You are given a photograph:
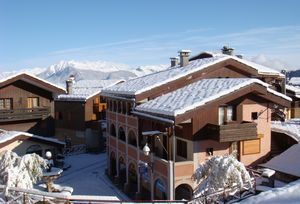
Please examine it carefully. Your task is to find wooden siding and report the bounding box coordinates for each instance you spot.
[55,101,85,131]
[242,139,261,155]
[0,80,56,136]
[204,122,258,142]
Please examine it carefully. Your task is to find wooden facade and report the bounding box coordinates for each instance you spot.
[0,73,65,136]
[55,94,106,148]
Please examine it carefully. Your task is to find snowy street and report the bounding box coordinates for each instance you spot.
[55,153,128,200]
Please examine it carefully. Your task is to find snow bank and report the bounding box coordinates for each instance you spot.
[239,179,300,204]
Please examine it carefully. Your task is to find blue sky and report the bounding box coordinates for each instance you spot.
[1,0,300,71]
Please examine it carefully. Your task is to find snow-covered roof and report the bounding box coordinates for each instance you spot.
[239,179,300,204]
[272,119,300,142]
[288,77,300,86]
[103,54,283,96]
[0,72,65,92]
[135,78,291,117]
[56,79,124,101]
[260,144,300,178]
[0,129,65,145]
[286,85,300,98]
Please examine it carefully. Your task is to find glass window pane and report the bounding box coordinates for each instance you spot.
[227,106,233,121]
[218,106,225,125]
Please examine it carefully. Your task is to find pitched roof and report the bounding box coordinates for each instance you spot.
[261,144,300,177]
[0,129,65,146]
[0,72,65,93]
[135,78,291,117]
[56,79,124,101]
[286,85,300,98]
[103,54,283,96]
[272,119,300,142]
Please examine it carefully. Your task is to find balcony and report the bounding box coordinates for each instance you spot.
[0,107,50,122]
[204,121,257,142]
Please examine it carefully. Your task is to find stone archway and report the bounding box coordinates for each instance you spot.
[154,178,167,200]
[119,126,126,142]
[110,124,116,137]
[128,163,138,198]
[110,151,117,177]
[118,156,126,188]
[175,183,193,200]
[128,130,137,146]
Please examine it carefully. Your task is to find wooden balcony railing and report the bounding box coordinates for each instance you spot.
[205,121,257,142]
[0,107,50,122]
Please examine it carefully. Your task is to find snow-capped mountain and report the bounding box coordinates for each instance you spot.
[0,60,169,86]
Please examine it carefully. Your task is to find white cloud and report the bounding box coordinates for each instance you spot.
[3,25,300,71]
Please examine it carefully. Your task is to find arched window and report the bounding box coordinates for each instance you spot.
[119,127,126,141]
[122,102,127,114]
[128,130,137,146]
[110,124,116,137]
[113,101,117,112]
[118,101,122,113]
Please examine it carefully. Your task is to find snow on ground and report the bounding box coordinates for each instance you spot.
[238,179,300,204]
[55,153,128,200]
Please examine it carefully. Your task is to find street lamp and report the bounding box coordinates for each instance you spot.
[141,131,169,200]
[45,151,53,172]
[142,143,151,156]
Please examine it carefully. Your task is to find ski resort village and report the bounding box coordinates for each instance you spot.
[0,46,300,203]
[1,1,300,203]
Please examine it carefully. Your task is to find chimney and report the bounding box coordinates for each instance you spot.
[66,75,75,94]
[236,54,243,59]
[178,50,191,67]
[221,45,234,56]
[170,57,179,67]
[281,69,287,95]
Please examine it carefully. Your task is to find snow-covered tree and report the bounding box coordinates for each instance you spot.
[0,150,47,190]
[192,153,252,201]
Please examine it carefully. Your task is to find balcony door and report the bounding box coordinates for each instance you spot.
[27,97,39,108]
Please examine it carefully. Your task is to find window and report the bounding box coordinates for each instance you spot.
[251,112,258,120]
[177,139,187,158]
[227,106,234,122]
[0,98,12,110]
[27,97,39,108]
[218,106,225,125]
[219,105,236,124]
[242,139,260,155]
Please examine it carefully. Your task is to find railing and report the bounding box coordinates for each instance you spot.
[206,121,257,142]
[0,185,187,204]
[0,107,50,122]
[188,178,256,204]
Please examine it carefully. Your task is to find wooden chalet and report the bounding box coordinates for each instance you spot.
[0,73,65,136]
[101,48,291,201]
[54,78,124,150]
